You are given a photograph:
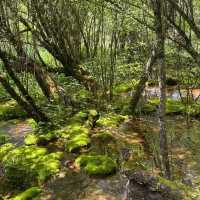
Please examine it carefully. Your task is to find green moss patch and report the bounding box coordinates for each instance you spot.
[26,119,38,129]
[62,124,90,152]
[24,132,58,146]
[96,113,128,128]
[9,187,42,200]
[75,155,117,176]
[0,143,15,161]
[113,80,138,95]
[1,146,63,187]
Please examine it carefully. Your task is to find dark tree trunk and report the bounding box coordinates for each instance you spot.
[0,50,48,122]
[0,75,45,122]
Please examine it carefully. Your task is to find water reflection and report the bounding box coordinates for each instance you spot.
[144,86,200,100]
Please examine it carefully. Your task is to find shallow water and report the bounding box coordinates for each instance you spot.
[145,86,200,100]
[0,119,32,145]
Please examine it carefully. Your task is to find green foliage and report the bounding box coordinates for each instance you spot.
[9,187,42,200]
[0,100,27,121]
[75,155,117,176]
[0,131,11,145]
[1,146,63,187]
[142,98,185,114]
[70,111,88,124]
[92,131,114,143]
[113,79,138,95]
[96,112,128,128]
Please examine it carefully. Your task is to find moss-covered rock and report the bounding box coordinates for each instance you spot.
[75,155,117,176]
[24,134,39,145]
[63,124,90,152]
[1,146,63,187]
[24,132,58,146]
[9,187,42,200]
[96,113,128,128]
[26,119,38,129]
[0,143,15,161]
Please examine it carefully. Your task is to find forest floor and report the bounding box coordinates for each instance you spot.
[1,113,200,199]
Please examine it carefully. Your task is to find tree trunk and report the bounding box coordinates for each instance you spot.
[0,50,48,122]
[153,0,171,179]
[130,47,157,113]
[0,75,45,122]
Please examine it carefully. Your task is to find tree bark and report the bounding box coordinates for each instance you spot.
[0,50,48,122]
[153,0,171,179]
[130,47,158,113]
[0,75,45,122]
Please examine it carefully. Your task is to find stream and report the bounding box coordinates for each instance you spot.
[145,86,200,100]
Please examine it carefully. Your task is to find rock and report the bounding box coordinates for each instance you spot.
[123,171,183,200]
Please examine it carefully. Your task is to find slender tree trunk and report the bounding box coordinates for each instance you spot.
[0,75,44,122]
[130,47,157,113]
[0,50,48,122]
[153,0,171,179]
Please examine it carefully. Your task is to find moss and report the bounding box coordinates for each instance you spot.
[10,187,42,200]
[2,146,63,186]
[24,134,39,145]
[75,155,117,176]
[0,143,15,161]
[96,113,128,128]
[63,124,90,152]
[0,100,27,121]
[24,132,58,146]
[113,80,138,95]
[66,133,90,152]
[26,119,38,129]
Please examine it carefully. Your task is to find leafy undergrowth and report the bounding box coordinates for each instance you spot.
[96,112,128,128]
[142,98,200,116]
[0,100,27,121]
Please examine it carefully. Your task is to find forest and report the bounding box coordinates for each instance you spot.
[0,0,200,199]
